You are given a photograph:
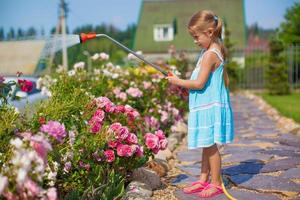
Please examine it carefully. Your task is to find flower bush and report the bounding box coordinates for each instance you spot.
[0,51,188,199]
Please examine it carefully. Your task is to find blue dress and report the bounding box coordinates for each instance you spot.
[188,48,235,149]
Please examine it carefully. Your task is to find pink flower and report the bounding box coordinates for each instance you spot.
[159,139,168,150]
[92,151,102,161]
[144,116,160,129]
[90,122,102,133]
[155,130,166,140]
[126,87,143,98]
[160,111,169,123]
[132,145,144,157]
[124,105,140,119]
[152,147,160,154]
[0,76,5,84]
[93,109,105,122]
[94,97,112,108]
[116,126,129,140]
[144,133,160,150]
[104,149,115,162]
[114,105,126,113]
[116,144,134,157]
[113,87,121,95]
[18,79,33,92]
[0,175,8,194]
[24,179,40,197]
[118,92,127,101]
[126,133,138,144]
[64,161,72,173]
[94,97,115,112]
[30,135,52,163]
[108,140,119,148]
[79,160,90,170]
[104,103,115,113]
[40,121,67,142]
[109,122,122,132]
[47,188,57,200]
[143,81,152,89]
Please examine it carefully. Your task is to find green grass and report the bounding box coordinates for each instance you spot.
[258,92,300,123]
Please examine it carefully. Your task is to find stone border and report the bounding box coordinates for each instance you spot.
[242,90,300,137]
[121,117,188,199]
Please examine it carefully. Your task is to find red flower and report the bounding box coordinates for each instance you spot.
[16,71,23,77]
[39,117,46,125]
[18,79,33,92]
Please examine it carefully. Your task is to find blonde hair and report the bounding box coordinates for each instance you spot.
[188,10,227,60]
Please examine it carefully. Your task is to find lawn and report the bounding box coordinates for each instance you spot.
[258,92,300,123]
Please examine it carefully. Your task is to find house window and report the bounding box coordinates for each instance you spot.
[153,24,174,42]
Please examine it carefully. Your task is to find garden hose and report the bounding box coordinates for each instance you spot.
[221,175,237,200]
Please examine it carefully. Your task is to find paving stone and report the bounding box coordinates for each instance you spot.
[221,146,263,155]
[280,168,300,179]
[171,174,198,186]
[253,128,280,135]
[260,157,300,173]
[269,145,300,151]
[230,174,253,184]
[174,187,280,200]
[279,133,300,147]
[254,149,300,158]
[176,164,201,177]
[177,149,202,163]
[223,152,272,163]
[232,174,300,192]
[222,162,264,176]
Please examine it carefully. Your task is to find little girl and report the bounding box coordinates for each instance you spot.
[166,10,234,198]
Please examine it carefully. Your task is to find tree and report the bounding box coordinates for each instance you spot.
[17,28,24,39]
[279,2,300,44]
[265,37,290,95]
[7,27,15,40]
[0,28,5,41]
[26,27,37,37]
[223,20,239,92]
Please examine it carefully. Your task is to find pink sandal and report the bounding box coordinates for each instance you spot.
[198,183,224,198]
[183,181,209,194]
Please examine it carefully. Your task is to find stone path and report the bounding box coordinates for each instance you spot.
[170,93,300,200]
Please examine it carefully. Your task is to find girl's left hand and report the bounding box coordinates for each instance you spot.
[165,73,180,85]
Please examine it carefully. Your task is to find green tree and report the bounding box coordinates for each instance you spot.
[7,27,15,40]
[265,37,290,95]
[26,26,37,37]
[0,28,5,41]
[17,28,24,39]
[223,21,239,92]
[279,2,300,44]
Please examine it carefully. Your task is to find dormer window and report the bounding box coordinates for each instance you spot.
[153,24,174,42]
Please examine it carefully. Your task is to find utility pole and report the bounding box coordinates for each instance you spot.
[60,0,68,70]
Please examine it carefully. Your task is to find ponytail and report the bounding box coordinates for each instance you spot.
[213,16,227,61]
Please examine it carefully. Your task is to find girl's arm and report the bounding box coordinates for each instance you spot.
[166,52,216,90]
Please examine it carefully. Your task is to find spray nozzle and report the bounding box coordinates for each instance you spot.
[79,32,97,43]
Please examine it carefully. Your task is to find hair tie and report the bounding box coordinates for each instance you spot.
[213,15,218,26]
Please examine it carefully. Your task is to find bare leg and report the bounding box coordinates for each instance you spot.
[183,149,210,192]
[199,144,222,197]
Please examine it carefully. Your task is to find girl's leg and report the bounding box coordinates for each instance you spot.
[183,149,210,192]
[199,144,222,196]
[200,147,210,182]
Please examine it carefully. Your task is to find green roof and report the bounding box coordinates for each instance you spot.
[134,0,246,53]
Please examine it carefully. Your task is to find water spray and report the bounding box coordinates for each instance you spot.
[79,33,170,76]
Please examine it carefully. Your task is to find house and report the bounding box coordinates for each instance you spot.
[133,0,246,62]
[0,40,46,76]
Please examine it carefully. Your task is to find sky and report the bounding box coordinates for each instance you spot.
[0,0,299,35]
